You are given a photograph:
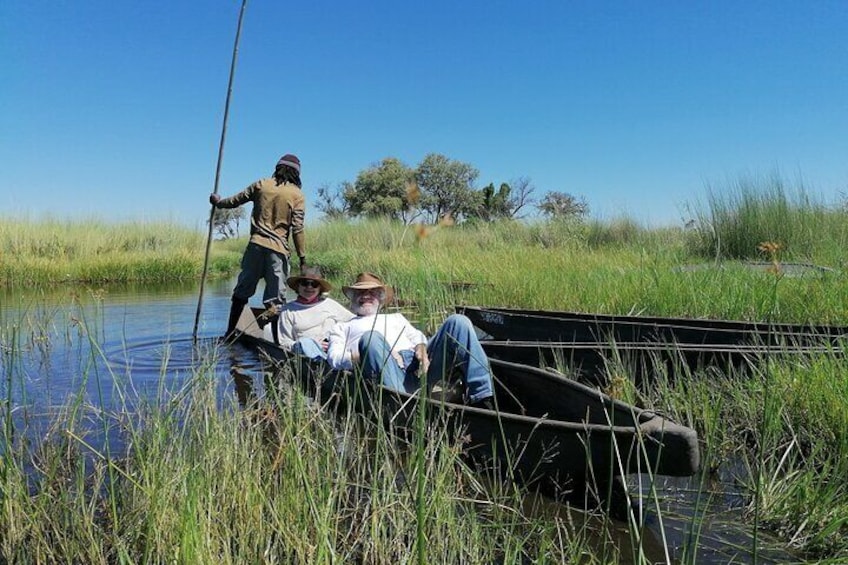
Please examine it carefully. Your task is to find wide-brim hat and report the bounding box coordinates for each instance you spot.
[342,272,394,304]
[287,266,332,293]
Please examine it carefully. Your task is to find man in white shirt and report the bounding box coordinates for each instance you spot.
[326,273,495,407]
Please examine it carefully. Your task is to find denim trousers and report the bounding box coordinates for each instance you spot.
[357,314,494,403]
[232,242,290,305]
[292,337,327,361]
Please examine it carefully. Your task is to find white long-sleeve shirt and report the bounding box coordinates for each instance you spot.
[263,297,354,349]
[326,313,427,371]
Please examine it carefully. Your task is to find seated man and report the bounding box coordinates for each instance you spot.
[270,266,354,360]
[325,272,495,408]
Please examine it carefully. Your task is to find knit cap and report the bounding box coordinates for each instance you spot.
[276,154,301,173]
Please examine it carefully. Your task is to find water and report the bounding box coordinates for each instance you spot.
[0,281,800,563]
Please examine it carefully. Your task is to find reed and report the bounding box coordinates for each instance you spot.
[3,176,848,560]
[2,306,640,563]
[293,218,848,327]
[0,217,207,285]
[685,172,848,265]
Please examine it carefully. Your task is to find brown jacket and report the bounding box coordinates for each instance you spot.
[217,178,305,257]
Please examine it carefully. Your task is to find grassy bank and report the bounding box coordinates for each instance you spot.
[0,217,217,285]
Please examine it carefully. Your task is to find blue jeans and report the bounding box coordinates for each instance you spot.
[292,337,328,361]
[357,314,494,403]
[232,242,290,305]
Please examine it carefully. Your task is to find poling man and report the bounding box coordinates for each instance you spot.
[210,153,306,338]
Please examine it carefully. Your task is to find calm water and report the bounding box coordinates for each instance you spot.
[0,281,799,564]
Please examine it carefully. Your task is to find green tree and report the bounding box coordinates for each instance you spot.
[415,153,480,222]
[210,207,245,239]
[477,177,535,221]
[345,158,417,222]
[537,191,589,219]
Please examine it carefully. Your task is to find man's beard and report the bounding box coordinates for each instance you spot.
[353,302,379,316]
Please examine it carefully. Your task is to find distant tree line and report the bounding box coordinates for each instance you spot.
[316,153,588,224]
[210,153,590,238]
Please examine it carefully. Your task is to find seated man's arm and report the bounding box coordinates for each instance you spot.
[326,323,354,370]
[398,315,429,373]
[414,343,430,374]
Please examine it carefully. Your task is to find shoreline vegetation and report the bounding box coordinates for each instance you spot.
[2,182,848,562]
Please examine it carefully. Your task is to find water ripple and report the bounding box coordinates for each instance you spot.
[103,335,263,374]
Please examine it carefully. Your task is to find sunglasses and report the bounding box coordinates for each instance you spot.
[299,280,320,289]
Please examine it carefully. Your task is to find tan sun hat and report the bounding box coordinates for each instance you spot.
[286,266,332,294]
[342,272,394,303]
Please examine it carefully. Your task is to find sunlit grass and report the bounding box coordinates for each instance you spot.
[685,172,848,267]
[0,217,208,284]
[2,305,638,563]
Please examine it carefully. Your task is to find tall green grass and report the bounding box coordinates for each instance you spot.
[0,217,210,285]
[685,173,848,265]
[1,306,641,563]
[3,177,848,561]
[296,218,848,327]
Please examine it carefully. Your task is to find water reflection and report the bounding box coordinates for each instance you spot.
[0,281,801,564]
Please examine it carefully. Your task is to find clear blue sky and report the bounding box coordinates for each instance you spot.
[3,1,846,228]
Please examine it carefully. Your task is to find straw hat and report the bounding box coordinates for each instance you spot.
[286,266,332,293]
[342,272,394,303]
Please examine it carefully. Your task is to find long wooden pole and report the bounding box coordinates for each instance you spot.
[193,0,249,341]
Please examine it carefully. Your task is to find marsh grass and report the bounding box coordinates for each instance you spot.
[0,217,207,285]
[3,176,848,561]
[631,343,848,562]
[3,307,652,563]
[686,173,848,266]
[296,218,848,326]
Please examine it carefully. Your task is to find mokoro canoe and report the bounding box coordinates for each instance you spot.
[479,339,840,385]
[233,307,700,497]
[458,305,848,346]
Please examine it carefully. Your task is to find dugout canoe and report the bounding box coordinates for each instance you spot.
[458,305,848,346]
[478,339,840,386]
[233,307,700,497]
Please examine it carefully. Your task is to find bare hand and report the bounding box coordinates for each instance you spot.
[391,351,405,368]
[209,193,221,206]
[415,345,430,375]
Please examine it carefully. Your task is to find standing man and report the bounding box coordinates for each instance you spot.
[210,153,306,337]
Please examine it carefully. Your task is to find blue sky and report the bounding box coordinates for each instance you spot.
[2,1,847,228]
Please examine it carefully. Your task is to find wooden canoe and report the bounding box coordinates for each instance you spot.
[234,307,700,498]
[478,339,839,385]
[458,305,848,346]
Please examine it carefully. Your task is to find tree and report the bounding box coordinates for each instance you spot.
[210,207,245,239]
[537,191,589,219]
[345,157,417,222]
[415,153,480,222]
[476,177,536,221]
[315,182,352,220]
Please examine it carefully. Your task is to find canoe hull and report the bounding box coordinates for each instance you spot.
[458,305,848,346]
[234,308,700,496]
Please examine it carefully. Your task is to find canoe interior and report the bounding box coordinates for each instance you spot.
[479,339,840,385]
